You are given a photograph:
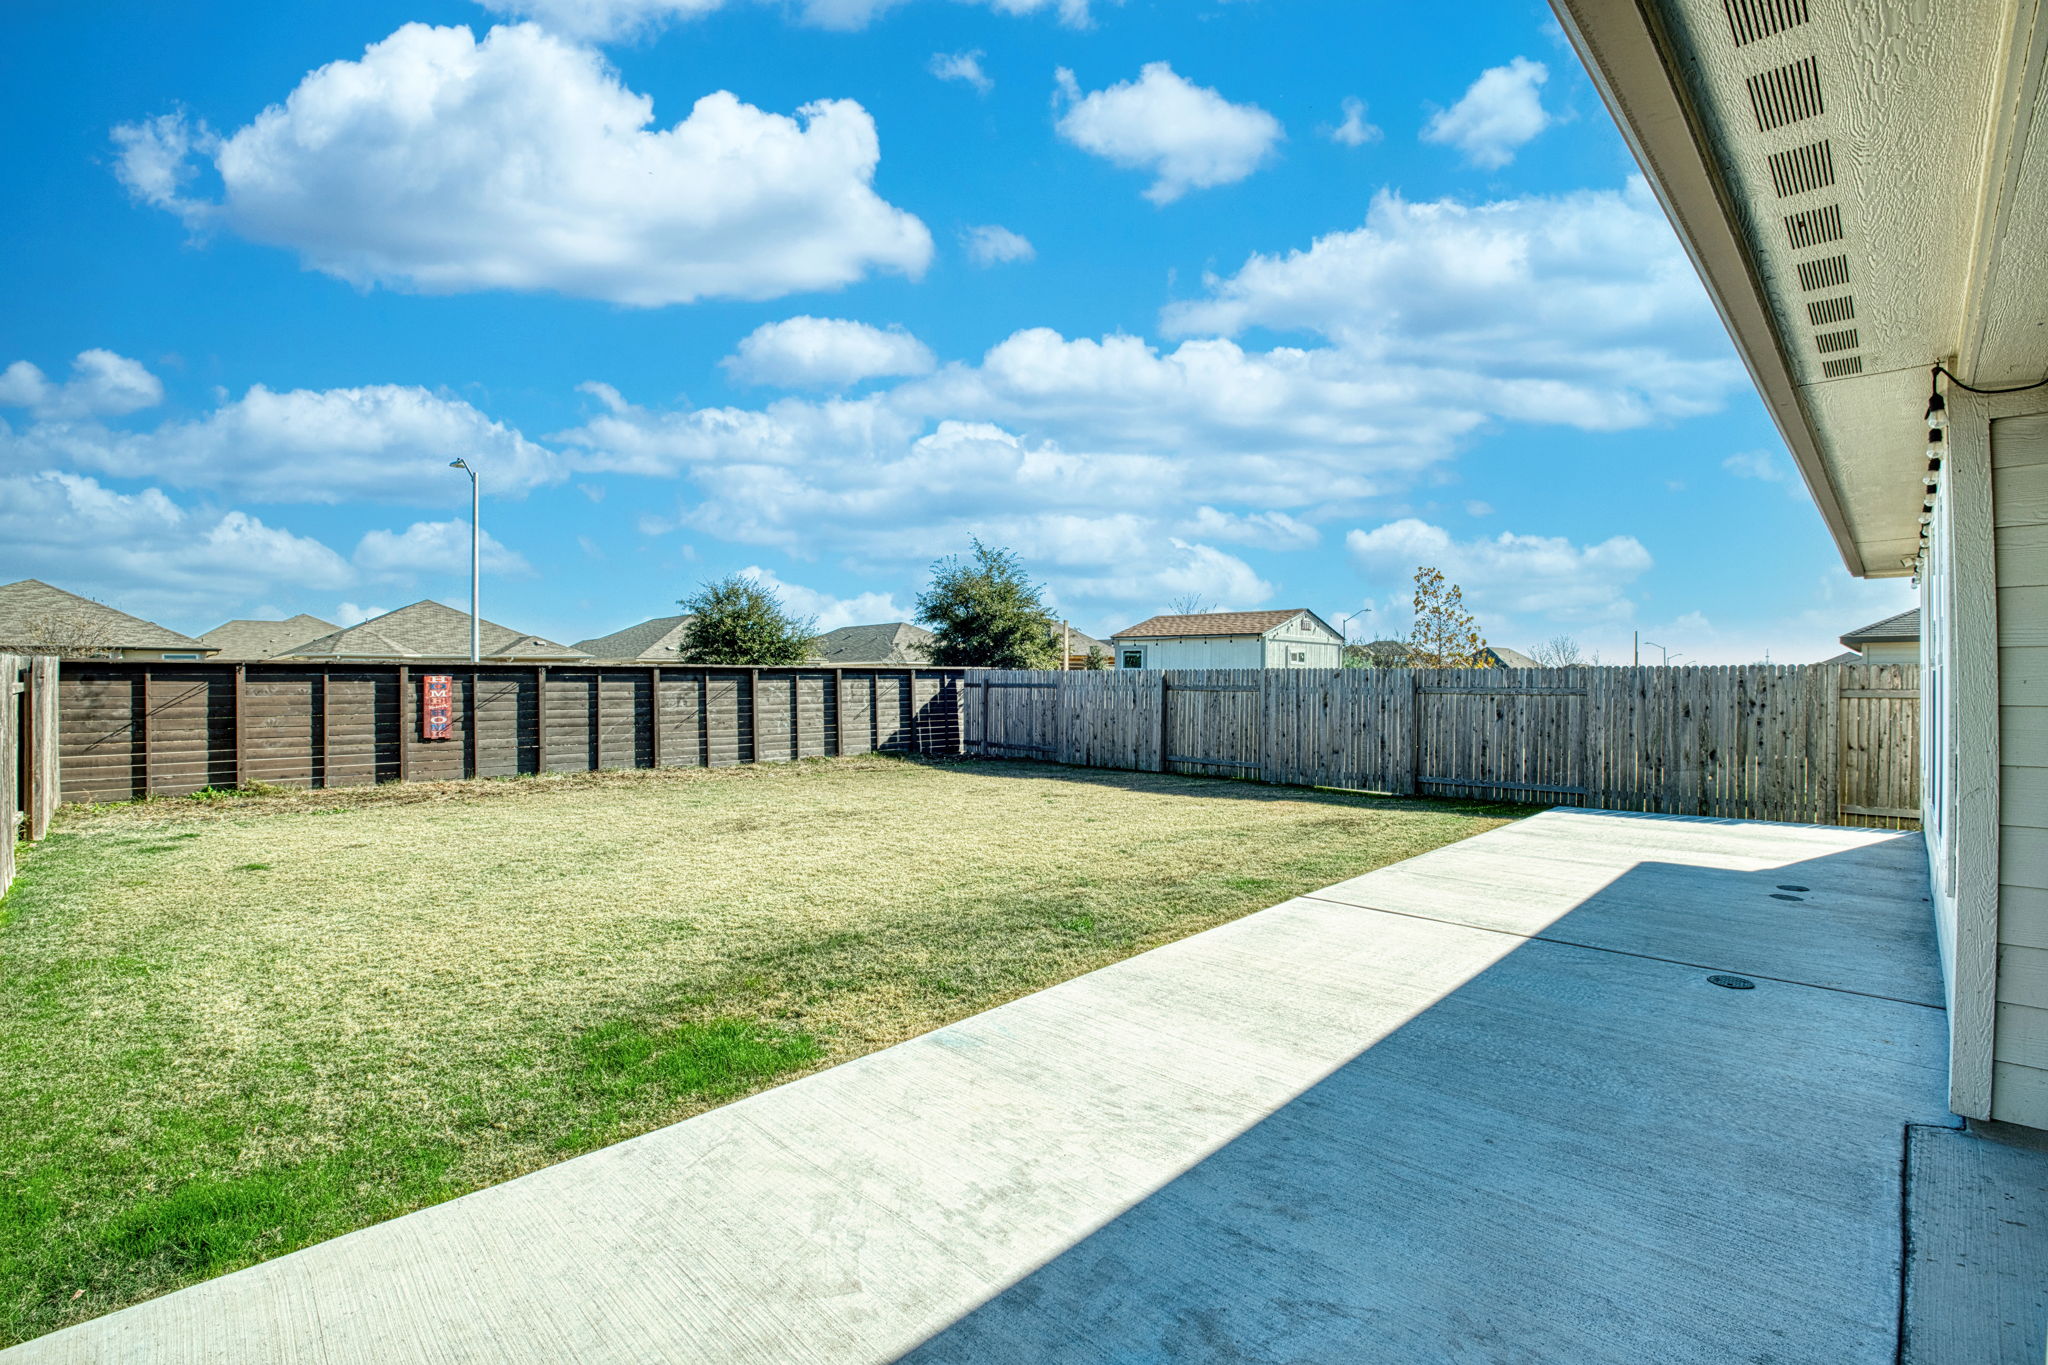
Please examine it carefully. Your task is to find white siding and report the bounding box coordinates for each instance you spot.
[1113,637,1263,669]
[1992,412,2048,1127]
[1861,640,1920,664]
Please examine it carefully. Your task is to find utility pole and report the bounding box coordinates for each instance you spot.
[449,459,480,663]
[1633,630,1639,666]
[1062,619,1071,672]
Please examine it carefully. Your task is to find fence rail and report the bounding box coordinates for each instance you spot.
[54,661,965,805]
[4,654,61,897]
[963,663,1920,829]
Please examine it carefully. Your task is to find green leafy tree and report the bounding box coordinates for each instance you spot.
[675,574,816,665]
[1407,566,1488,668]
[916,540,1061,669]
[1083,644,1111,671]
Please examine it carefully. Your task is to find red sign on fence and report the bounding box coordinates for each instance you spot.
[421,674,453,740]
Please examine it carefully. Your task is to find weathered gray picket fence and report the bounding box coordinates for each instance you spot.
[961,663,1920,829]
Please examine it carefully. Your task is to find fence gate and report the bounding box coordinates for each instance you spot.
[1835,663,1919,828]
[1414,670,1591,805]
[1161,670,1262,779]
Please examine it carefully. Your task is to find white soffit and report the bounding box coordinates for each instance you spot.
[1555,0,2048,577]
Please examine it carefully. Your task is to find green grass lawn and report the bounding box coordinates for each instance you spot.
[0,755,1523,1344]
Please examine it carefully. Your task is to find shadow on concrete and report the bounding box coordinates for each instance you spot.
[896,838,1953,1365]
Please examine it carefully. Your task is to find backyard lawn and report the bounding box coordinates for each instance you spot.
[0,755,1522,1345]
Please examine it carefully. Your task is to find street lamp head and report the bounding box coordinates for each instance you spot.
[448,458,469,470]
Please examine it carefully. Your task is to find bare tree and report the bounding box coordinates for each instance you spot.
[1532,634,1588,668]
[4,610,121,658]
[1166,593,1213,616]
[1406,567,1487,668]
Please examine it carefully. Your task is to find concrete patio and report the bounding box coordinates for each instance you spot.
[10,807,2036,1363]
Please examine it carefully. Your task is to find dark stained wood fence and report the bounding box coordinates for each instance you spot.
[55,661,965,804]
[964,662,1921,829]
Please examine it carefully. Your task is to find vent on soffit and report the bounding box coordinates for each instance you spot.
[1815,328,1860,353]
[1807,295,1855,326]
[1723,0,1810,45]
[1747,56,1825,131]
[1797,254,1851,291]
[1767,140,1835,196]
[1821,356,1864,378]
[1784,203,1845,250]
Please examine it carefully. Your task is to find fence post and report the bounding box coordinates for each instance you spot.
[831,668,844,758]
[1157,673,1171,774]
[396,664,410,784]
[318,667,331,789]
[2,655,21,897]
[26,656,60,839]
[233,663,248,789]
[1403,671,1420,796]
[750,668,763,764]
[535,666,549,775]
[648,667,663,770]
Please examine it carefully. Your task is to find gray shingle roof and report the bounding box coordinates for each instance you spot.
[285,601,589,661]
[0,579,208,652]
[1839,608,1920,647]
[573,615,695,660]
[198,614,339,660]
[810,622,934,665]
[1479,645,1540,668]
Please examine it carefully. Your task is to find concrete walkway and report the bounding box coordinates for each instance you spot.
[9,809,1955,1363]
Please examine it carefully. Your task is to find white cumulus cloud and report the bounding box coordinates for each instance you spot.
[962,224,1035,266]
[0,350,164,420]
[1054,62,1282,205]
[929,50,992,93]
[0,471,353,622]
[354,520,532,577]
[6,382,562,504]
[737,566,909,631]
[112,23,931,306]
[1162,181,1740,428]
[722,317,936,388]
[1422,57,1552,169]
[1327,97,1382,147]
[1346,518,1652,634]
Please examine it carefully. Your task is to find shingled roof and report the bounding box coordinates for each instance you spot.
[1839,608,1920,647]
[198,614,338,661]
[573,615,695,660]
[285,601,588,662]
[0,579,209,653]
[811,622,933,665]
[1113,610,1309,639]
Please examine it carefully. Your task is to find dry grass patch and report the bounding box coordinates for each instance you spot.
[1,755,1523,1344]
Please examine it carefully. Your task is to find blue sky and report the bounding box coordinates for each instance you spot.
[0,0,1911,660]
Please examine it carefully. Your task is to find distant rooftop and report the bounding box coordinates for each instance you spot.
[0,579,209,653]
[574,615,694,661]
[287,601,587,662]
[1114,610,1312,639]
[1840,608,1920,647]
[199,614,337,661]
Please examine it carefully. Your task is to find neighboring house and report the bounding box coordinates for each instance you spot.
[810,622,934,666]
[1050,625,1113,669]
[0,578,215,659]
[1553,0,2048,1131]
[573,615,695,661]
[282,601,588,662]
[1111,610,1343,670]
[1837,608,1920,665]
[1476,645,1540,669]
[1351,639,1416,668]
[198,614,338,661]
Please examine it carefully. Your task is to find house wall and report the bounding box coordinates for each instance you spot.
[1990,411,2048,1127]
[1113,638,1264,669]
[1861,640,1920,665]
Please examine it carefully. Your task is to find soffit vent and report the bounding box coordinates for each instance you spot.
[1767,140,1835,196]
[1723,0,1810,45]
[1821,356,1864,378]
[1747,56,1825,131]
[1797,254,1851,290]
[1784,203,1845,249]
[1806,295,1855,325]
[1815,328,1860,353]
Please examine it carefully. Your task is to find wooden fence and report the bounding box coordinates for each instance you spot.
[4,654,62,897]
[963,663,1921,828]
[54,661,965,804]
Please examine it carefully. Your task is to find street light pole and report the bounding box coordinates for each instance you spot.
[449,459,479,663]
[1341,607,1372,644]
[1642,639,1673,666]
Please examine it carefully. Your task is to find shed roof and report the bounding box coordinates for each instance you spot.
[573,615,695,660]
[199,614,339,660]
[1113,610,1312,640]
[810,622,933,665]
[0,579,209,652]
[286,601,588,661]
[1839,609,1921,648]
[1479,645,1541,669]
